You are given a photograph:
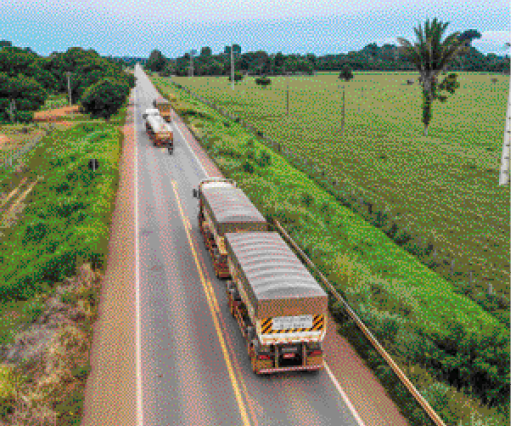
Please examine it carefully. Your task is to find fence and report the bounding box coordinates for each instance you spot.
[168,80,508,318]
[0,125,53,171]
[271,217,448,426]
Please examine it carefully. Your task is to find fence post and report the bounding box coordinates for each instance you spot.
[488,282,494,296]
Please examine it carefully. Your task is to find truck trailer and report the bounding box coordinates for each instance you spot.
[142,108,174,152]
[224,231,328,374]
[153,96,172,122]
[192,178,268,278]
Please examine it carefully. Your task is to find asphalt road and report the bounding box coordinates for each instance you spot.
[134,64,376,426]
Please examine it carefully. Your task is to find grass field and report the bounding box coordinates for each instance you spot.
[156,72,510,311]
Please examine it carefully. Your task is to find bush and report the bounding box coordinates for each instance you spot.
[242,161,255,173]
[228,71,243,83]
[255,76,271,87]
[257,151,272,167]
[339,65,354,82]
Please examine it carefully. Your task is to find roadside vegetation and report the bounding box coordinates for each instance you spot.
[0,41,135,124]
[153,77,509,426]
[0,94,128,424]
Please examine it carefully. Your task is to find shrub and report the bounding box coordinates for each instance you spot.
[301,192,314,207]
[255,76,272,87]
[256,151,272,168]
[0,365,18,418]
[242,161,255,173]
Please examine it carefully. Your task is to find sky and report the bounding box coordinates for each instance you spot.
[1,0,509,58]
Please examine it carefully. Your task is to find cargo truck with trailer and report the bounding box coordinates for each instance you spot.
[192,178,269,278]
[142,108,174,153]
[224,232,328,374]
[153,96,172,122]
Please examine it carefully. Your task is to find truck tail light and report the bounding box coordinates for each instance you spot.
[308,350,323,357]
[258,354,272,360]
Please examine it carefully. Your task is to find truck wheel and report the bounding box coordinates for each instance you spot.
[251,355,259,374]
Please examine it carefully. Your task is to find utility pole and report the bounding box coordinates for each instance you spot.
[341,85,346,135]
[231,44,234,90]
[65,72,72,106]
[286,73,290,116]
[499,74,510,185]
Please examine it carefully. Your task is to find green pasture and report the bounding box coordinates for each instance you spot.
[156,72,510,308]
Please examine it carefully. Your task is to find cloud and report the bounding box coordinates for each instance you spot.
[472,31,511,50]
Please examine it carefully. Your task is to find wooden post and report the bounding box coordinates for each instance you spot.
[341,86,346,135]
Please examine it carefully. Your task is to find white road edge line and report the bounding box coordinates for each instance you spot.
[325,362,367,426]
[134,77,144,426]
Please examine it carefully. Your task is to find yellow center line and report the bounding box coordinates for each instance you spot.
[171,180,251,426]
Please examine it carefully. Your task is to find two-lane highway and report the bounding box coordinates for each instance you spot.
[133,64,368,425]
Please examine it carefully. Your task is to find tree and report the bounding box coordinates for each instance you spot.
[339,65,354,81]
[397,18,466,136]
[224,44,241,57]
[80,78,129,121]
[305,53,317,69]
[146,49,168,72]
[200,47,212,57]
[208,60,223,76]
[0,73,46,122]
[160,62,175,77]
[273,52,286,73]
[297,58,314,75]
[456,29,482,70]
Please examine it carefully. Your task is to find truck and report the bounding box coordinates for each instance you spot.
[192,178,269,278]
[224,231,328,374]
[142,108,174,153]
[153,96,172,122]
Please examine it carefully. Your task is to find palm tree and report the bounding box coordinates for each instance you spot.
[397,18,468,136]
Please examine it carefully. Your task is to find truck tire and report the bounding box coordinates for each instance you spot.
[251,355,259,374]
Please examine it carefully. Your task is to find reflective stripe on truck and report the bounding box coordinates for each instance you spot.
[261,314,325,334]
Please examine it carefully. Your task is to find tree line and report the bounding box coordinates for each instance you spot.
[141,30,509,77]
[0,41,136,123]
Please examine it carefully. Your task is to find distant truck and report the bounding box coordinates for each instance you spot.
[153,96,172,122]
[142,108,173,153]
[193,178,268,278]
[225,231,328,374]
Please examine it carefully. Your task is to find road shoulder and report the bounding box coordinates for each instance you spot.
[81,92,138,426]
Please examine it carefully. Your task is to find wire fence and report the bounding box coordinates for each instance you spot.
[168,80,509,324]
[0,125,54,171]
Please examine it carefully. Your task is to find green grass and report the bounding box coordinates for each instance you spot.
[152,82,510,425]
[156,72,509,324]
[0,103,126,344]
[40,94,69,111]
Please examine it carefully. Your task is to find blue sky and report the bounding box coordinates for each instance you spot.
[2,0,509,58]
